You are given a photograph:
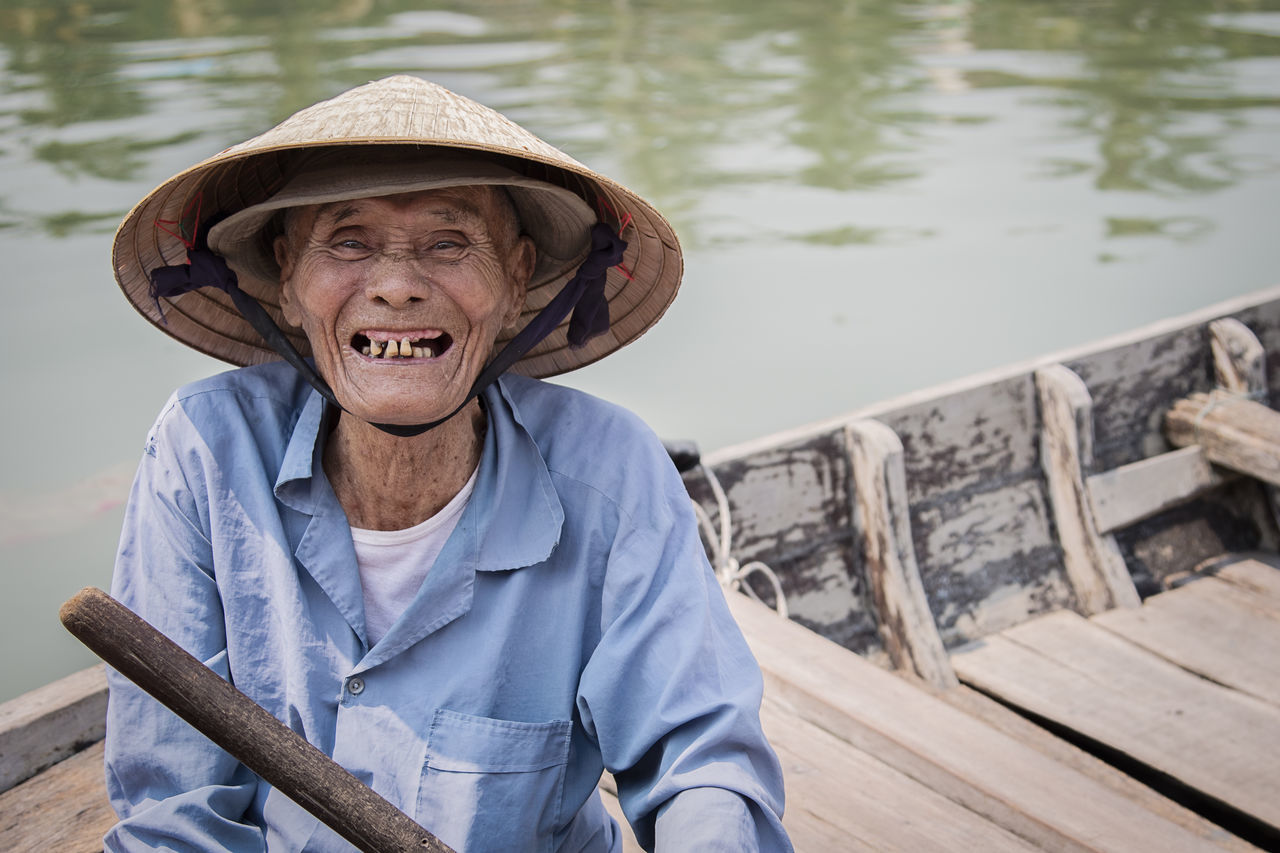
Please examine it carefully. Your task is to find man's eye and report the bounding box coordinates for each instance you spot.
[338,239,368,250]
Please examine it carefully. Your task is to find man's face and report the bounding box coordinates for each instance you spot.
[275,186,535,426]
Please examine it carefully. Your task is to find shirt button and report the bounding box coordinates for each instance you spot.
[347,677,365,695]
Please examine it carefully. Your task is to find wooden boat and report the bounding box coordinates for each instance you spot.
[5,286,1280,850]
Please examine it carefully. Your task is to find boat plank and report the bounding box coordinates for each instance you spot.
[882,373,1038,505]
[910,678,1257,852]
[1093,574,1280,706]
[1087,446,1233,535]
[1066,323,1208,471]
[952,610,1280,833]
[759,696,1035,852]
[0,740,113,852]
[911,480,1074,648]
[694,432,881,655]
[0,664,106,794]
[1217,559,1280,608]
[728,593,1224,852]
[1167,393,1280,487]
[589,695,1036,851]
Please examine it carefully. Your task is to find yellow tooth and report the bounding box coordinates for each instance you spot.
[370,340,383,357]
[362,346,371,356]
[400,337,412,356]
[385,339,400,357]
[412,346,425,358]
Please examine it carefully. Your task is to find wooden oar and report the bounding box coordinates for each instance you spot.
[60,587,454,853]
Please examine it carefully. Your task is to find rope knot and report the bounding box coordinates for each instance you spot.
[566,223,627,348]
[149,247,240,304]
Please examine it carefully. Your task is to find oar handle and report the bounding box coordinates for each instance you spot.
[60,587,455,853]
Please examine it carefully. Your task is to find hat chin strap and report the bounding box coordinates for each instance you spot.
[150,223,627,438]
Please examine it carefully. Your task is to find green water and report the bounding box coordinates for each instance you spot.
[3,0,1280,702]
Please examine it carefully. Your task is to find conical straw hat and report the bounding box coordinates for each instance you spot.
[111,75,683,378]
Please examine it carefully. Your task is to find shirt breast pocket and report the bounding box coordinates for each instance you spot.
[419,708,573,853]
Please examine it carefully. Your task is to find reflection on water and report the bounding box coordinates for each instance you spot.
[8,1,1279,242]
[3,0,1280,700]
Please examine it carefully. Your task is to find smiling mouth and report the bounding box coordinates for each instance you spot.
[353,333,452,359]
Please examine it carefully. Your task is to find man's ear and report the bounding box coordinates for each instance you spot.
[504,236,535,327]
[274,233,294,279]
[274,234,301,327]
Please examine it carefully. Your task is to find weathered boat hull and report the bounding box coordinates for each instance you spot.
[686,286,1280,659]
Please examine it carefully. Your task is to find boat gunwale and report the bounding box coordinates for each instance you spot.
[0,663,106,795]
[703,283,1280,466]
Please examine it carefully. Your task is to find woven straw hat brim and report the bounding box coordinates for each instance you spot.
[207,154,600,299]
[111,75,683,378]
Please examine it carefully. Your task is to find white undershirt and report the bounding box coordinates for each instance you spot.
[349,466,478,647]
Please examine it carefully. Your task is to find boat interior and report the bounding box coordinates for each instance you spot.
[4,288,1280,850]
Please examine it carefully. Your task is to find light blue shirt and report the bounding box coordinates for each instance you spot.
[104,363,790,852]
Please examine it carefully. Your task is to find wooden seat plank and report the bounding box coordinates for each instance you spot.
[600,695,1035,851]
[952,609,1280,832]
[728,593,1229,852]
[1086,446,1232,534]
[914,678,1257,851]
[1166,393,1280,487]
[759,696,1035,852]
[1093,575,1280,706]
[0,740,113,853]
[1217,559,1280,609]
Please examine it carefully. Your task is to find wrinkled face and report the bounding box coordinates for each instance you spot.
[275,186,535,426]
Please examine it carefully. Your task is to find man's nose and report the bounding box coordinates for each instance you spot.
[364,252,430,306]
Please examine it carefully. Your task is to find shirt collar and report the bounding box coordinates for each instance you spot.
[271,377,564,573]
[469,377,564,573]
[273,387,330,514]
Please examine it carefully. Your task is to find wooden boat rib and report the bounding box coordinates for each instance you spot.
[6,286,1280,850]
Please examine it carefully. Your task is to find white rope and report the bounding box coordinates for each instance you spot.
[693,464,789,618]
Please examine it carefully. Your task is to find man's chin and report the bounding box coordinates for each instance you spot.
[324,363,485,428]
[335,391,474,430]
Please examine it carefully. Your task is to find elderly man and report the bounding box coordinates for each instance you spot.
[104,76,789,852]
